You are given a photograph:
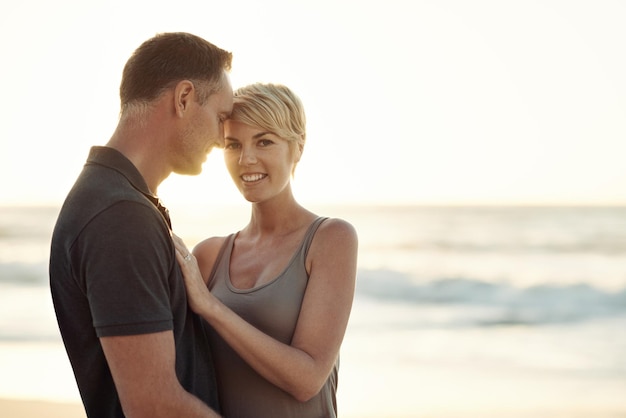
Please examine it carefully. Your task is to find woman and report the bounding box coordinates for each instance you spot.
[172,83,358,418]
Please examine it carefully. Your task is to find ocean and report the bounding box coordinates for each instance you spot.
[1,204,625,417]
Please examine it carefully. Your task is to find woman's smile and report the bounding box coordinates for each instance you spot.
[241,173,267,183]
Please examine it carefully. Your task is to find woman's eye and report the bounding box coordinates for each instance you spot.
[259,139,273,147]
[224,142,240,150]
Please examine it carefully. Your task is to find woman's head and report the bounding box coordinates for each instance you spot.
[229,83,306,161]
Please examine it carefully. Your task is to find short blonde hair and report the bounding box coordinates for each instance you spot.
[230,83,306,150]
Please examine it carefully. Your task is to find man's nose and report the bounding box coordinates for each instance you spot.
[217,125,226,148]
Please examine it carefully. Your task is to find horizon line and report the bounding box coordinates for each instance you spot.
[2,200,626,209]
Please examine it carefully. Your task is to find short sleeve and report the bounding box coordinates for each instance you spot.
[76,200,175,337]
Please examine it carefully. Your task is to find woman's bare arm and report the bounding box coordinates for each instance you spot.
[172,219,357,401]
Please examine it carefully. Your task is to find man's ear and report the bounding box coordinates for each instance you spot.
[174,80,195,117]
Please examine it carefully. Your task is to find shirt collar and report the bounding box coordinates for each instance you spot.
[85,146,172,229]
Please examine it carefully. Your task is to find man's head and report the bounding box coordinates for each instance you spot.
[120,32,232,114]
[115,33,234,178]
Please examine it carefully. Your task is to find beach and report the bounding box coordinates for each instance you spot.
[1,401,625,418]
[0,398,84,418]
[1,204,626,417]
[1,305,626,418]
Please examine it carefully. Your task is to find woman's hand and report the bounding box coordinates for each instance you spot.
[171,233,213,314]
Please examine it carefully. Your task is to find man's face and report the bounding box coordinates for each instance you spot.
[176,74,233,175]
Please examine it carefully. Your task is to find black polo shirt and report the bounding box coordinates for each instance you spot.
[49,146,218,417]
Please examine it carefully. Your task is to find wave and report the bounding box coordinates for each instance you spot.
[367,240,626,255]
[3,262,626,338]
[356,269,626,326]
[0,262,48,285]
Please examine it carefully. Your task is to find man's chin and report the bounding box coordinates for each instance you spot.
[174,164,203,177]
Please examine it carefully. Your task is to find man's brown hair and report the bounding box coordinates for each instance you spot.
[120,32,232,109]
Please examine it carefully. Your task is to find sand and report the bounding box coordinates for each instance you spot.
[0,398,85,418]
[3,397,626,418]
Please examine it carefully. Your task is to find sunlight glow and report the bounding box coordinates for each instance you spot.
[1,0,625,206]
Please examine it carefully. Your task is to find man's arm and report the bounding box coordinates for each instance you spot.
[101,331,220,418]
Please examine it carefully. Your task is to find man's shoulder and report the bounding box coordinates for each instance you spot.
[54,167,156,241]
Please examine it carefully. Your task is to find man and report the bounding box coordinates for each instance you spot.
[49,32,233,417]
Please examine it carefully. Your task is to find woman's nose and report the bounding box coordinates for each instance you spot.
[240,147,257,165]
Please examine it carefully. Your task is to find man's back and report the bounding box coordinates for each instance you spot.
[50,147,218,417]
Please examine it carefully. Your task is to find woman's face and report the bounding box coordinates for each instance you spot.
[223,119,298,203]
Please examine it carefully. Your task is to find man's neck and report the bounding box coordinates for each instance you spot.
[106,126,170,195]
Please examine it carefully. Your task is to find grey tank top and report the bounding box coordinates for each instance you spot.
[206,217,338,418]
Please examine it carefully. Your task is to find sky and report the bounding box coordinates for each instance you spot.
[1,0,625,207]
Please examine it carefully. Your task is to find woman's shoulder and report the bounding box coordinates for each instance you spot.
[306,217,358,278]
[314,217,358,246]
[318,217,357,236]
[194,235,231,255]
[192,235,233,279]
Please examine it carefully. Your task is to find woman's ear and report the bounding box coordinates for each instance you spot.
[294,137,304,162]
[291,139,304,177]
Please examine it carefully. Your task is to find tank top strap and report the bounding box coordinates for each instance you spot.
[207,233,237,288]
[300,217,329,260]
